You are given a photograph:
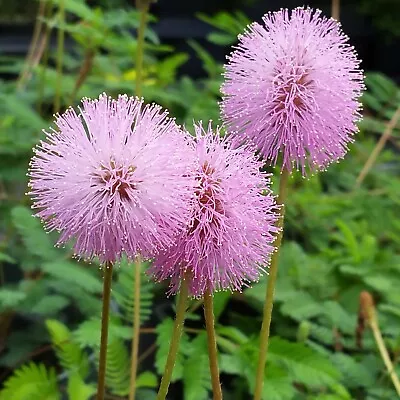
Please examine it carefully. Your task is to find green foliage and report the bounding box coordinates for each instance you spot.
[67,373,96,400]
[360,73,400,142]
[268,337,341,388]
[220,332,344,399]
[136,371,158,389]
[0,288,27,310]
[155,318,190,382]
[197,11,250,45]
[102,338,131,395]
[41,261,103,294]
[31,294,70,315]
[183,333,211,400]
[112,259,155,325]
[0,363,60,400]
[188,40,223,78]
[11,206,59,261]
[46,319,89,377]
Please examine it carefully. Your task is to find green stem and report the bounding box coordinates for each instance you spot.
[17,0,46,89]
[97,262,114,400]
[69,48,95,104]
[135,1,149,98]
[54,0,65,113]
[370,319,400,395]
[156,278,189,400]
[355,106,400,189]
[253,168,290,400]
[37,0,53,114]
[331,0,340,20]
[204,289,223,400]
[128,257,142,400]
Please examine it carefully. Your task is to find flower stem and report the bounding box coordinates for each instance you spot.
[370,319,400,396]
[128,256,142,400]
[17,0,46,90]
[156,278,189,400]
[69,48,96,104]
[204,288,223,400]
[360,292,400,396]
[331,0,340,20]
[97,261,114,400]
[253,168,289,400]
[355,106,400,189]
[54,0,65,113]
[38,0,53,114]
[135,0,149,98]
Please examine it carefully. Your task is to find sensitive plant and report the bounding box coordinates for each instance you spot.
[28,92,197,399]
[221,7,365,399]
[150,122,278,297]
[28,94,196,263]
[150,122,278,399]
[222,7,364,175]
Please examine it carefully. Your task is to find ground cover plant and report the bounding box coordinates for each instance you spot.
[0,1,400,399]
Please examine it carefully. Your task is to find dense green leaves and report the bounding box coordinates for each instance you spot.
[0,363,60,400]
[155,318,190,382]
[67,373,96,400]
[11,206,59,261]
[102,338,131,395]
[46,320,89,377]
[268,337,341,388]
[183,333,211,400]
[112,259,155,325]
[41,261,102,294]
[0,288,27,310]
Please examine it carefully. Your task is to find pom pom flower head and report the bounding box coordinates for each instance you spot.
[221,7,365,174]
[149,123,278,297]
[28,94,195,263]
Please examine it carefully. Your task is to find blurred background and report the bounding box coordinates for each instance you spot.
[0,0,400,399]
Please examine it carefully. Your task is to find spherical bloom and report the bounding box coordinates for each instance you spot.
[221,7,364,174]
[148,123,278,297]
[28,94,196,263]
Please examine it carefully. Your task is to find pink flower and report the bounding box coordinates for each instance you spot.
[28,94,195,263]
[221,7,364,174]
[148,123,278,297]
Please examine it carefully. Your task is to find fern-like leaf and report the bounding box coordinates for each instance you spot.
[136,371,158,389]
[41,261,103,294]
[262,365,296,400]
[0,287,26,311]
[45,278,101,316]
[73,317,131,395]
[0,252,16,264]
[268,337,341,388]
[280,291,324,321]
[67,373,96,400]
[330,353,375,389]
[183,333,211,400]
[0,362,60,400]
[46,320,89,378]
[74,316,132,348]
[321,301,356,335]
[232,339,295,400]
[112,259,154,325]
[155,318,190,382]
[102,338,130,395]
[31,295,69,315]
[11,206,59,261]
